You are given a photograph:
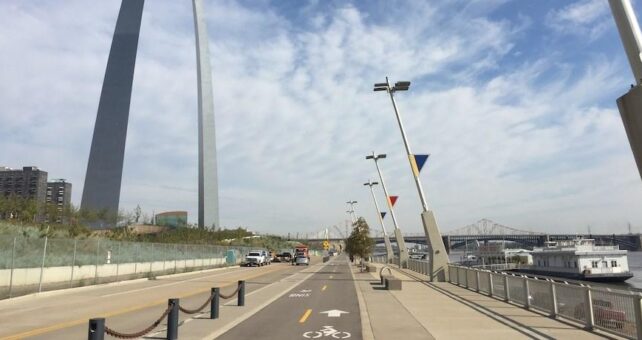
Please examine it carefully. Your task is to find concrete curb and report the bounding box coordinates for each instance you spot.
[350,261,376,340]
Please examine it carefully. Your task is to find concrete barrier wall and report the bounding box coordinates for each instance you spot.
[1,257,227,287]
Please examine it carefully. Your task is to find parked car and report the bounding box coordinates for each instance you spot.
[245,251,266,267]
[262,250,272,265]
[281,252,292,262]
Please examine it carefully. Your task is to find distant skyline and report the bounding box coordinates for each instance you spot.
[1,0,642,235]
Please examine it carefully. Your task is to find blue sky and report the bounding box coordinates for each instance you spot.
[1,0,642,235]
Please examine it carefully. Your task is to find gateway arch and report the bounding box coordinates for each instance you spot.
[81,0,219,229]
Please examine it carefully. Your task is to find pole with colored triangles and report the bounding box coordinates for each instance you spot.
[364,179,394,261]
[365,152,409,267]
[374,78,450,281]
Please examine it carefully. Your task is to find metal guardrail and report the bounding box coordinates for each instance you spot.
[88,280,246,340]
[439,265,642,339]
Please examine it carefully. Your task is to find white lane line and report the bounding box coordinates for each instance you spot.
[100,267,247,297]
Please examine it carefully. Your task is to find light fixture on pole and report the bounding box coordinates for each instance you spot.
[374,78,449,281]
[366,151,409,267]
[364,179,394,262]
[346,200,358,222]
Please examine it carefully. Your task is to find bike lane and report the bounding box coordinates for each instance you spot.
[215,255,361,340]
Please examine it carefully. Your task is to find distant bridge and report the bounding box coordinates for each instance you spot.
[305,219,642,252]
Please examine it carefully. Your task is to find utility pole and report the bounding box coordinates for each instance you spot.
[364,180,394,261]
[374,79,449,280]
[366,152,409,267]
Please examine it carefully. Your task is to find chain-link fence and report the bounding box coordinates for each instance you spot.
[0,235,252,300]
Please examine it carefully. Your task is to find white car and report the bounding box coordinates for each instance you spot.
[262,250,272,265]
[245,251,266,267]
[294,255,310,266]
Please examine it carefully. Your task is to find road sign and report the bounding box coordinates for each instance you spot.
[320,309,349,317]
[323,240,329,249]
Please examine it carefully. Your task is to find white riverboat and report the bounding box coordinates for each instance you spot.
[515,239,633,282]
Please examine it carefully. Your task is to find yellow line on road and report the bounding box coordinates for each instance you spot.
[321,285,327,291]
[1,265,287,340]
[299,309,312,323]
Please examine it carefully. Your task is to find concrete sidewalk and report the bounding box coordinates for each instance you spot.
[355,263,621,340]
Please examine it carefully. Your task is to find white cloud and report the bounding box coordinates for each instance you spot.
[546,0,611,40]
[0,0,640,236]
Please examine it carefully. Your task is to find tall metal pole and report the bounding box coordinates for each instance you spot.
[346,201,358,222]
[368,152,409,267]
[377,78,449,280]
[8,237,16,298]
[610,0,642,181]
[610,0,642,85]
[385,77,429,212]
[346,210,356,223]
[364,180,395,261]
[38,236,48,293]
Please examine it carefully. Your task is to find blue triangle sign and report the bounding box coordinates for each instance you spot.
[414,154,429,173]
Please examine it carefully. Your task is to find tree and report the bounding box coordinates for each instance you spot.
[345,217,375,262]
[134,204,142,223]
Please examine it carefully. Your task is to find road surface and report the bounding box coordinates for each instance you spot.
[217,254,361,340]
[0,261,306,339]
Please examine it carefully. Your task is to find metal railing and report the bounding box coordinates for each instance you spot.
[408,259,430,276]
[442,265,642,339]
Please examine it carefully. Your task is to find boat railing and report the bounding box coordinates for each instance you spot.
[472,263,519,271]
[440,264,642,340]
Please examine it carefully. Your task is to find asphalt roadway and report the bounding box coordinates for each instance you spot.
[0,260,309,339]
[217,254,361,340]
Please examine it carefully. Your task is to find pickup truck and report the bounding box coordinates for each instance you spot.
[245,250,266,267]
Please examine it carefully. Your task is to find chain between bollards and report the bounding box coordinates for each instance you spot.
[238,280,245,306]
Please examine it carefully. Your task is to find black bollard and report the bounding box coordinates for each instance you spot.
[88,318,105,340]
[167,298,179,340]
[237,280,245,306]
[211,287,220,319]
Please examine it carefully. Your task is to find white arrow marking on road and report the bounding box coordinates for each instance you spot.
[320,309,349,317]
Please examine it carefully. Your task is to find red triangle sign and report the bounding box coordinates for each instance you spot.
[388,196,398,207]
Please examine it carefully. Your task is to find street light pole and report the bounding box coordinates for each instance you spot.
[374,78,449,281]
[346,201,358,223]
[609,0,642,181]
[366,152,409,267]
[364,180,395,261]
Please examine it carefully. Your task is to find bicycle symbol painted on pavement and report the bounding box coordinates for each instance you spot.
[303,325,351,339]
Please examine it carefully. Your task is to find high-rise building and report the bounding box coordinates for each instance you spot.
[0,166,48,203]
[46,179,72,223]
